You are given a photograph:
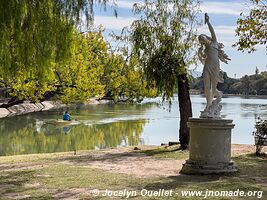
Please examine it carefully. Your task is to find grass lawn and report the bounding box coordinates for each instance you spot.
[0,146,266,199]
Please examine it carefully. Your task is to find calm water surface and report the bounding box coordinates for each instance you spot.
[1,95,267,156]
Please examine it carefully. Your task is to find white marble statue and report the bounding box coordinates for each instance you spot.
[198,13,231,118]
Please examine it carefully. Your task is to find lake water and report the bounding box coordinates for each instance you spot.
[1,95,267,156]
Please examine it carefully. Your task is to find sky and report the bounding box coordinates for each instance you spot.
[92,0,266,78]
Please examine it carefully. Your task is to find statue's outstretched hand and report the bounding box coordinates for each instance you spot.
[204,13,209,24]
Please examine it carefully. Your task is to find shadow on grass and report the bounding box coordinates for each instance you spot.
[232,153,267,184]
[141,174,222,191]
[54,146,188,164]
[53,151,149,163]
[141,153,266,191]
[0,170,55,200]
[0,170,33,198]
[139,146,183,156]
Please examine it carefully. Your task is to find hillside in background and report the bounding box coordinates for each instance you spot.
[190,71,267,95]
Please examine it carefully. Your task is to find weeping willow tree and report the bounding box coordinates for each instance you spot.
[120,0,199,149]
[0,0,116,106]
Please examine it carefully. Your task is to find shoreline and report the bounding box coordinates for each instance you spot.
[0,98,113,119]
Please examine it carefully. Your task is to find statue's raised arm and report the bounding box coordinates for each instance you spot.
[205,13,217,42]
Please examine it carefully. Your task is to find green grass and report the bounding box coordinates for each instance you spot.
[0,148,266,200]
[40,164,148,190]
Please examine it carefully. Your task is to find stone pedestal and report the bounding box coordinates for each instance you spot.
[180,118,237,174]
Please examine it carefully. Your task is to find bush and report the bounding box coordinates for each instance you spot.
[253,118,267,155]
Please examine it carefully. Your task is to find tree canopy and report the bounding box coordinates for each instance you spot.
[234,0,267,53]
[0,0,115,79]
[56,31,107,104]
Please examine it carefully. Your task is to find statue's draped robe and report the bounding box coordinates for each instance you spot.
[204,41,224,83]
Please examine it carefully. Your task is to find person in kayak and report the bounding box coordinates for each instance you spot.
[63,111,71,121]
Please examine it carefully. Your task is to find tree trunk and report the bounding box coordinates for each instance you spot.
[177,74,192,150]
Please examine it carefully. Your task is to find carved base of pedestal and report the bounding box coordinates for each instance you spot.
[180,160,238,174]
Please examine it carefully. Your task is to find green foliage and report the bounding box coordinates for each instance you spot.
[234,75,252,95]
[253,117,267,155]
[120,0,199,101]
[234,0,267,53]
[0,0,77,101]
[0,69,56,102]
[254,118,267,137]
[0,30,108,103]
[0,0,83,77]
[55,29,156,104]
[123,55,158,102]
[103,53,157,102]
[56,31,107,104]
[233,72,267,95]
[0,0,115,73]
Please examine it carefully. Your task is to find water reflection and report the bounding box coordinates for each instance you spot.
[0,103,154,156]
[0,117,147,156]
[63,126,71,134]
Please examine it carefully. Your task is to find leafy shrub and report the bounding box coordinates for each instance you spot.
[253,118,267,155]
